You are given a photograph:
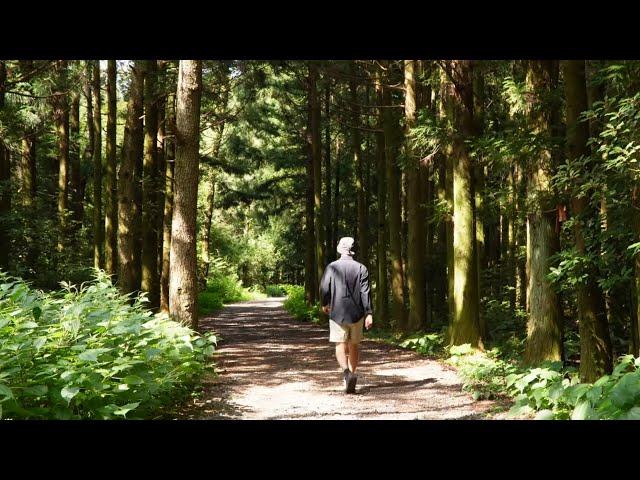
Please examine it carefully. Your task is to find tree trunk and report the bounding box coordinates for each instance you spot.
[439,66,455,327]
[83,62,95,223]
[472,64,488,339]
[20,133,36,207]
[0,62,9,270]
[304,79,316,306]
[160,92,176,314]
[523,61,563,364]
[200,171,215,289]
[91,61,103,269]
[156,64,167,285]
[563,60,613,380]
[169,60,203,328]
[118,61,144,295]
[141,60,160,308]
[310,62,326,308]
[447,60,482,348]
[324,81,333,262]
[333,134,340,253]
[105,60,118,277]
[350,62,368,271]
[69,90,82,227]
[53,60,70,253]
[375,73,388,327]
[405,60,426,332]
[382,63,406,330]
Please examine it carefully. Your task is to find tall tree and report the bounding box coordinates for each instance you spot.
[440,66,455,326]
[375,72,388,327]
[472,63,488,339]
[104,60,118,276]
[405,59,426,332]
[160,92,176,314]
[563,60,612,381]
[304,67,317,306]
[141,60,160,308]
[382,62,406,330]
[69,89,82,226]
[18,61,37,209]
[92,61,103,269]
[333,134,341,253]
[324,80,332,260]
[118,61,144,295]
[81,62,95,223]
[169,60,203,327]
[350,62,368,269]
[0,61,10,270]
[447,60,482,347]
[309,62,326,307]
[156,62,167,285]
[523,60,563,364]
[52,60,70,252]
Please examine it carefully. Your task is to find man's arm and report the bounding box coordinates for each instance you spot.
[360,266,373,329]
[319,265,332,310]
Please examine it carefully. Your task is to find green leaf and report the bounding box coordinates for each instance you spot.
[609,373,640,408]
[18,321,38,329]
[0,384,14,400]
[593,375,611,387]
[78,348,111,362]
[534,409,555,420]
[23,385,48,397]
[32,306,42,321]
[123,375,144,385]
[113,402,140,417]
[571,400,591,420]
[61,386,80,403]
[622,406,640,420]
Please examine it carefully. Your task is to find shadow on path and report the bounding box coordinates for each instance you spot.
[170,297,499,420]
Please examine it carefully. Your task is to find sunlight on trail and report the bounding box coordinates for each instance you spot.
[184,298,499,420]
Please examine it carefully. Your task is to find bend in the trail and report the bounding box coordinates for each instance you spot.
[174,297,502,420]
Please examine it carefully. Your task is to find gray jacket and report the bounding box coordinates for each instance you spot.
[319,255,373,325]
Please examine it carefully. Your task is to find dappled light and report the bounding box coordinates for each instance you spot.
[171,298,496,420]
[3,59,640,420]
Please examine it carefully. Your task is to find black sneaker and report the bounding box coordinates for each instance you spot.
[346,371,358,394]
[343,369,350,392]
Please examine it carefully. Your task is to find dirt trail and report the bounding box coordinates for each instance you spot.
[173,297,500,420]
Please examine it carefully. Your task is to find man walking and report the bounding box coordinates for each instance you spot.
[319,237,373,394]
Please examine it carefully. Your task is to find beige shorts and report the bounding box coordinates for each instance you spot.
[329,318,364,344]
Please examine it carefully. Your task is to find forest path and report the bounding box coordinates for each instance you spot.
[173,297,500,420]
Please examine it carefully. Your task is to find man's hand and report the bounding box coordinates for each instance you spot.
[365,314,373,330]
[322,305,330,314]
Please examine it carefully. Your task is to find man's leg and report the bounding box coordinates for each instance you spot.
[348,343,359,373]
[335,342,349,370]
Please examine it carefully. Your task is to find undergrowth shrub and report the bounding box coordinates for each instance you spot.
[282,285,320,321]
[266,284,286,297]
[0,271,216,419]
[198,267,260,315]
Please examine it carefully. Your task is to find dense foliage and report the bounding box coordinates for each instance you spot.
[0,272,216,419]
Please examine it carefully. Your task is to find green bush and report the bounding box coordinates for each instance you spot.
[198,271,253,315]
[282,285,319,321]
[506,355,640,420]
[266,284,286,297]
[0,271,216,419]
[399,332,445,356]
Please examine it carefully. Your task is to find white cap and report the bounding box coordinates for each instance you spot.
[337,237,355,256]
